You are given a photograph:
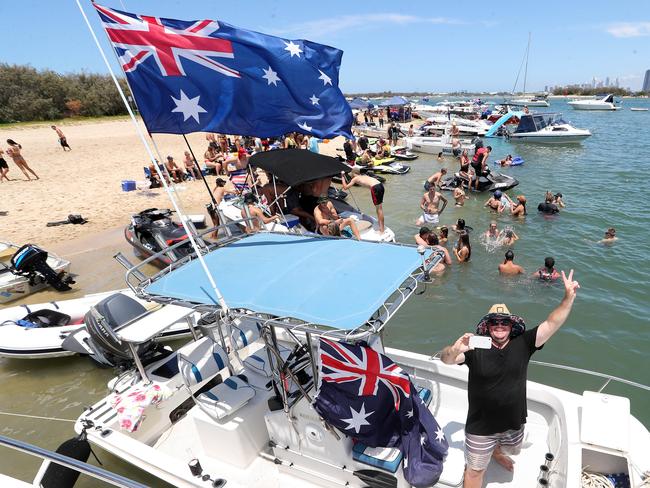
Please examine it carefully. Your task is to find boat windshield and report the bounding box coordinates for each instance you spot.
[515,113,563,133]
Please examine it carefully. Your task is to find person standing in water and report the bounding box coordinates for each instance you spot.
[454,230,472,263]
[51,126,71,151]
[6,139,39,181]
[416,184,448,226]
[499,250,525,275]
[534,257,561,281]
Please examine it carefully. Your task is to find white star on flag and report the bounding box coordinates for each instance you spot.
[420,433,427,446]
[284,41,302,58]
[318,70,332,86]
[262,66,281,86]
[298,121,313,132]
[406,409,414,419]
[341,402,373,434]
[171,90,207,123]
[435,427,445,443]
[309,94,320,106]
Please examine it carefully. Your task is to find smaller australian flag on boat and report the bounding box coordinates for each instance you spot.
[93,3,353,138]
[314,338,448,487]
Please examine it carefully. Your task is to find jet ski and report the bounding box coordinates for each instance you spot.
[124,208,195,266]
[366,157,410,175]
[390,146,418,161]
[439,169,519,192]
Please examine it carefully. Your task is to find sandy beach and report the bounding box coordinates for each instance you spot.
[0,118,341,246]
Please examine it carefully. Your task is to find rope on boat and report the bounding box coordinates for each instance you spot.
[580,471,615,488]
[0,410,75,423]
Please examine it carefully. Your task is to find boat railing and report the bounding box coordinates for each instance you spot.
[0,434,148,488]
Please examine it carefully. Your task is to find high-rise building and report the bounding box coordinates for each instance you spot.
[605,77,610,87]
[615,77,619,88]
[643,70,650,93]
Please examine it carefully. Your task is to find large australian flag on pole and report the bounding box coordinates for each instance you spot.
[93,3,353,138]
[314,338,448,486]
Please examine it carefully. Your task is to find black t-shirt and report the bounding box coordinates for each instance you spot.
[463,327,542,435]
[537,202,559,214]
[343,141,355,161]
[358,136,369,150]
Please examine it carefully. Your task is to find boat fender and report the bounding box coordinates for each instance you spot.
[39,436,91,488]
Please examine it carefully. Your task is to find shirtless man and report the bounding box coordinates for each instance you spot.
[51,126,71,151]
[240,193,280,232]
[425,168,447,191]
[165,156,184,183]
[484,190,505,213]
[340,172,386,234]
[183,151,201,180]
[313,196,361,240]
[453,186,467,206]
[416,185,448,226]
[499,250,525,275]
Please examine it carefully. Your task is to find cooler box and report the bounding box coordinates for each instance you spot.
[121,180,136,192]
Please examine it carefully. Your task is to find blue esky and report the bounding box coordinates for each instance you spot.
[2,0,648,93]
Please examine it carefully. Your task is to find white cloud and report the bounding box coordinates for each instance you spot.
[273,13,467,39]
[606,22,650,38]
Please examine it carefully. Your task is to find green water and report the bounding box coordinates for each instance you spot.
[0,98,648,483]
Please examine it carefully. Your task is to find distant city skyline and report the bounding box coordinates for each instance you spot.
[1,0,649,93]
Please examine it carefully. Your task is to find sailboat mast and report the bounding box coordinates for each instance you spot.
[523,32,531,95]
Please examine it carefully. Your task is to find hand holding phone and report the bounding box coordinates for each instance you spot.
[469,335,492,350]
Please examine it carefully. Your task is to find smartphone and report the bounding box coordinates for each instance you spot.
[469,335,492,349]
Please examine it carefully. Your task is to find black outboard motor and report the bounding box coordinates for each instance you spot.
[10,244,74,291]
[83,293,164,369]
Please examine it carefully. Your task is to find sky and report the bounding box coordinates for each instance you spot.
[1,0,649,93]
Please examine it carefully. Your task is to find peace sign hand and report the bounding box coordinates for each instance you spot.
[562,269,580,300]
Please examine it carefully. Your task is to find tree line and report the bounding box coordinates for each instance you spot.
[0,63,132,124]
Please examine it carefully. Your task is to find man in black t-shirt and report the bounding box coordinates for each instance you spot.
[537,193,560,214]
[441,271,580,487]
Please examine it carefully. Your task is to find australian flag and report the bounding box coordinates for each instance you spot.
[94,4,353,138]
[314,338,448,487]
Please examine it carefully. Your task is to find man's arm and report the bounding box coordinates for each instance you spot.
[313,207,329,226]
[441,333,473,365]
[438,193,448,213]
[535,270,580,347]
[340,173,356,190]
[420,194,428,211]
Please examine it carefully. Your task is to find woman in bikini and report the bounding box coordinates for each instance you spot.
[454,230,471,263]
[6,140,39,181]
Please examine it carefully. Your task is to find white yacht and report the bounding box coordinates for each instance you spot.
[404,134,474,155]
[71,232,650,488]
[568,94,620,111]
[507,96,550,107]
[420,115,491,137]
[508,113,592,143]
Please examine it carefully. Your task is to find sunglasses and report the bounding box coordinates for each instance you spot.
[488,320,512,328]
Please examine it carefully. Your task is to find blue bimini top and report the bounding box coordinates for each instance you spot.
[144,232,426,331]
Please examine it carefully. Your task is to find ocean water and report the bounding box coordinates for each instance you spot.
[1,97,649,483]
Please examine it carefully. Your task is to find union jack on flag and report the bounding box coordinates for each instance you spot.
[93,4,353,137]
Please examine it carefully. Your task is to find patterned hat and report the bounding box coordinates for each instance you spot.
[475,303,526,338]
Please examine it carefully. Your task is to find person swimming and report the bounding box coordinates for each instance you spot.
[599,227,617,244]
[534,256,560,281]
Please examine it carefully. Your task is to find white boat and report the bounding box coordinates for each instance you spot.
[72,232,650,488]
[0,289,194,359]
[568,94,621,111]
[0,242,72,304]
[404,134,474,155]
[507,96,550,107]
[508,113,591,143]
[421,115,491,137]
[630,107,648,112]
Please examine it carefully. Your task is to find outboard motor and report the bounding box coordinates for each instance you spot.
[10,244,74,291]
[82,293,164,369]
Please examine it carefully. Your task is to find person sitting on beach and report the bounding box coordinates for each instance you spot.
[537,193,560,214]
[6,139,39,181]
[0,149,12,182]
[497,155,513,167]
[484,221,500,239]
[510,195,527,217]
[341,172,386,234]
[165,156,184,183]
[425,168,447,191]
[51,126,71,151]
[204,146,223,175]
[454,186,467,206]
[552,192,566,208]
[499,249,524,275]
[439,226,449,245]
[416,184,448,226]
[183,151,201,180]
[500,228,519,246]
[240,193,280,233]
[485,190,505,213]
[313,195,361,240]
[205,132,218,150]
[454,230,471,263]
[599,227,618,244]
[534,257,561,281]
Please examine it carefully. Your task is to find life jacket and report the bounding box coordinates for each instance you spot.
[472,147,486,163]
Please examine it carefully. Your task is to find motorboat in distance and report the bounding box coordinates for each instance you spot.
[568,94,621,111]
[506,96,550,107]
[508,113,591,144]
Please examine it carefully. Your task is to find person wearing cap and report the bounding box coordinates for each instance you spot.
[313,195,361,240]
[240,193,280,233]
[498,249,524,275]
[441,270,580,486]
[341,172,386,235]
[225,148,251,192]
[484,190,505,213]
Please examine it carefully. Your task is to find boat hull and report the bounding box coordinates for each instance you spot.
[509,133,591,143]
[567,102,619,111]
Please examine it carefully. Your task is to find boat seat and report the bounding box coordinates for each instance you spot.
[177,336,254,420]
[351,387,432,473]
[242,345,291,378]
[230,317,263,349]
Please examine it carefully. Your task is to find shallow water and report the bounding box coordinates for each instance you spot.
[1,98,649,483]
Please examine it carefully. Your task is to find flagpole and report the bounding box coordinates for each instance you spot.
[76,0,229,312]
